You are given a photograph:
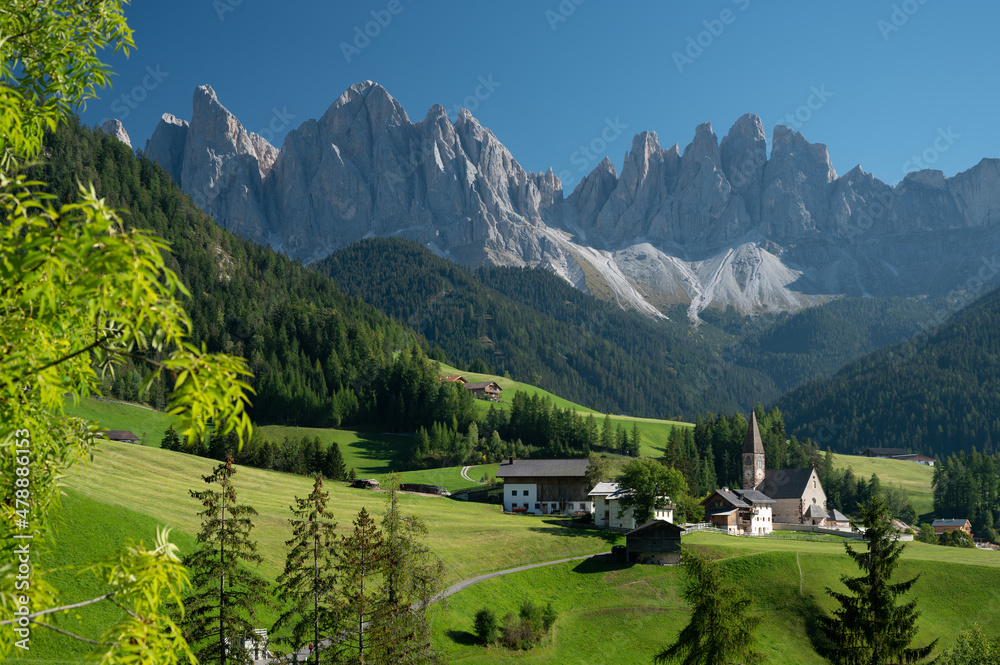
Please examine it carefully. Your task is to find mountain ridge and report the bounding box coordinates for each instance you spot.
[138,81,1000,321]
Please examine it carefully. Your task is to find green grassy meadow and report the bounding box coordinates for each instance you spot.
[62,397,177,447]
[430,533,1000,664]
[830,453,936,517]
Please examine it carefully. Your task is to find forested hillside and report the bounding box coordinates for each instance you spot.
[777,285,1000,459]
[318,238,934,418]
[32,119,468,430]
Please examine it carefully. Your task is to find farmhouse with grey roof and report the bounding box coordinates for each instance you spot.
[496,458,592,516]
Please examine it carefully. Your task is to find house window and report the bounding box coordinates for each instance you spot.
[510,490,516,496]
[535,503,541,509]
[523,490,529,496]
[523,503,529,509]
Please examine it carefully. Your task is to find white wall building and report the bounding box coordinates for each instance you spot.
[589,482,674,530]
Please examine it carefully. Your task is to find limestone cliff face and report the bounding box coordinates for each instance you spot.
[146,82,1000,321]
[99,118,132,148]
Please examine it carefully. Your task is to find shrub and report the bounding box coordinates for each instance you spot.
[497,600,558,650]
[473,607,498,644]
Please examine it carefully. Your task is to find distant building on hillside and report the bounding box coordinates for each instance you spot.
[497,458,591,515]
[589,481,674,530]
[438,375,467,385]
[860,447,935,466]
[463,381,502,402]
[932,518,973,537]
[100,430,140,443]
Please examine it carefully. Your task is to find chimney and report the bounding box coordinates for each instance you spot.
[509,457,514,464]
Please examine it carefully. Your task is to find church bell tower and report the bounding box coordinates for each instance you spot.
[743,411,765,491]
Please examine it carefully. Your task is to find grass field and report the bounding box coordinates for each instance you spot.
[256,424,413,478]
[395,463,501,493]
[830,453,936,518]
[62,397,177,446]
[429,532,1000,664]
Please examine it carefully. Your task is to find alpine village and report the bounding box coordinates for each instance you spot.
[5,4,1000,665]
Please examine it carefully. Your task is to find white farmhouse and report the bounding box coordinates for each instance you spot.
[588,481,674,530]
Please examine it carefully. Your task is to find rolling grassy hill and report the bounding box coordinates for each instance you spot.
[429,533,1000,664]
[436,362,694,458]
[830,453,936,518]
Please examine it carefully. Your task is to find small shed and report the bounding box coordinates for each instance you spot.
[351,478,380,490]
[624,519,683,564]
[100,430,140,443]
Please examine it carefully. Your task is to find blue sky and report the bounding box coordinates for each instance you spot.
[83,0,998,188]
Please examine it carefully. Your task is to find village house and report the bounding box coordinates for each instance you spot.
[701,487,775,535]
[438,375,467,385]
[932,518,973,537]
[463,381,502,402]
[624,519,683,564]
[496,458,592,515]
[588,481,674,530]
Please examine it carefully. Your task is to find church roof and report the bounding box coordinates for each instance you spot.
[760,468,817,500]
[743,412,764,455]
[804,504,828,518]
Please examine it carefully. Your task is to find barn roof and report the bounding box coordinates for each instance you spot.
[100,430,139,441]
[863,447,909,457]
[496,458,590,478]
[743,412,764,455]
[464,381,501,391]
[761,468,817,500]
[625,519,684,537]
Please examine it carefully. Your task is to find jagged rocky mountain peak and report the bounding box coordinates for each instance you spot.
[145,83,1000,321]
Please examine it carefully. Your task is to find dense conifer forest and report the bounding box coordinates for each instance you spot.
[777,285,1000,459]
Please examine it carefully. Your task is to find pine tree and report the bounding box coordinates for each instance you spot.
[600,414,614,452]
[335,507,387,663]
[271,475,340,664]
[819,495,937,665]
[655,551,763,665]
[181,458,270,665]
[323,441,348,481]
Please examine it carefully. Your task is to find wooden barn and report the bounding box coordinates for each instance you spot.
[496,458,591,515]
[624,519,683,564]
[100,430,140,443]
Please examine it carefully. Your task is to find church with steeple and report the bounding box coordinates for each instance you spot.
[703,411,841,533]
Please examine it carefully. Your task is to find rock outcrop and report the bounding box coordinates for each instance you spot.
[99,118,131,148]
[145,82,1000,322]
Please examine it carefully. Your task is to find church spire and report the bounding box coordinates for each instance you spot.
[743,411,764,455]
[743,411,765,491]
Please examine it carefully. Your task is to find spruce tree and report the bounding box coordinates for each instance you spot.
[655,551,763,665]
[819,495,937,665]
[161,425,180,452]
[271,475,340,664]
[181,458,269,664]
[323,441,348,481]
